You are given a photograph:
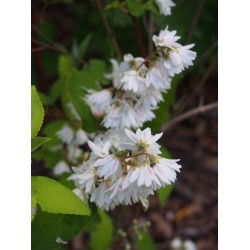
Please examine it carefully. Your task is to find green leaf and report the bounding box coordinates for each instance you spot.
[145,0,160,15]
[38,91,54,106]
[31,176,90,215]
[104,1,119,11]
[31,137,51,152]
[32,209,90,250]
[127,0,145,17]
[58,55,74,78]
[135,231,156,250]
[88,210,113,250]
[157,183,174,206]
[32,149,62,169]
[31,85,45,137]
[61,69,98,132]
[156,147,175,206]
[78,34,92,59]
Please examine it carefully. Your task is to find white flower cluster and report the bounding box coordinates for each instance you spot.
[69,128,181,210]
[52,124,88,175]
[54,12,196,210]
[155,0,175,16]
[85,26,196,130]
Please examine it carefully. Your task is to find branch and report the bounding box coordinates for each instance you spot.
[115,0,146,57]
[185,0,205,44]
[131,16,147,57]
[95,0,122,59]
[160,102,218,132]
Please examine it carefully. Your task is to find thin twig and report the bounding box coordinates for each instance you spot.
[147,12,155,54]
[160,102,218,132]
[174,56,217,115]
[31,0,46,92]
[31,47,47,53]
[136,50,157,70]
[185,0,206,44]
[131,16,147,57]
[125,152,149,159]
[31,38,65,53]
[115,0,146,57]
[95,0,122,59]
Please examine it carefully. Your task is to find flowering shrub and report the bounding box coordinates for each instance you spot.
[31,0,201,249]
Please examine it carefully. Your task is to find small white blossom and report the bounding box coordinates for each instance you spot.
[155,0,175,16]
[102,101,141,129]
[85,89,112,116]
[53,161,71,175]
[56,237,68,245]
[145,66,166,89]
[88,140,111,158]
[56,125,74,145]
[153,28,180,48]
[73,188,88,202]
[120,70,145,93]
[68,164,96,193]
[75,129,88,145]
[164,44,196,76]
[67,143,82,163]
[94,155,122,180]
[66,103,81,121]
[124,127,163,154]
[183,240,197,250]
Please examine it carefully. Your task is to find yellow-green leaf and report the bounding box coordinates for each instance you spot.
[31,85,45,137]
[31,176,90,216]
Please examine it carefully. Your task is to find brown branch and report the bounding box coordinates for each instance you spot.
[185,0,206,44]
[136,50,157,70]
[31,0,46,92]
[160,102,218,132]
[95,0,122,59]
[174,56,217,115]
[131,16,147,57]
[115,0,146,57]
[124,152,149,159]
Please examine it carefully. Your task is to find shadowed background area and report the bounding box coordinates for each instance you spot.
[32,0,217,249]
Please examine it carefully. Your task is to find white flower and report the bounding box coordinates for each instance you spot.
[105,58,130,88]
[105,129,130,150]
[170,237,197,250]
[124,127,163,154]
[56,124,74,144]
[134,101,156,124]
[153,158,181,185]
[102,101,141,129]
[129,165,161,188]
[170,237,182,249]
[139,86,164,107]
[163,44,197,76]
[153,28,180,48]
[88,140,111,158]
[75,129,88,145]
[85,89,112,116]
[56,237,68,245]
[73,188,88,202]
[66,103,81,121]
[67,143,82,163]
[94,155,122,180]
[155,0,175,16]
[53,161,71,175]
[120,70,145,93]
[145,66,166,89]
[90,181,115,209]
[183,240,197,250]
[68,164,96,193]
